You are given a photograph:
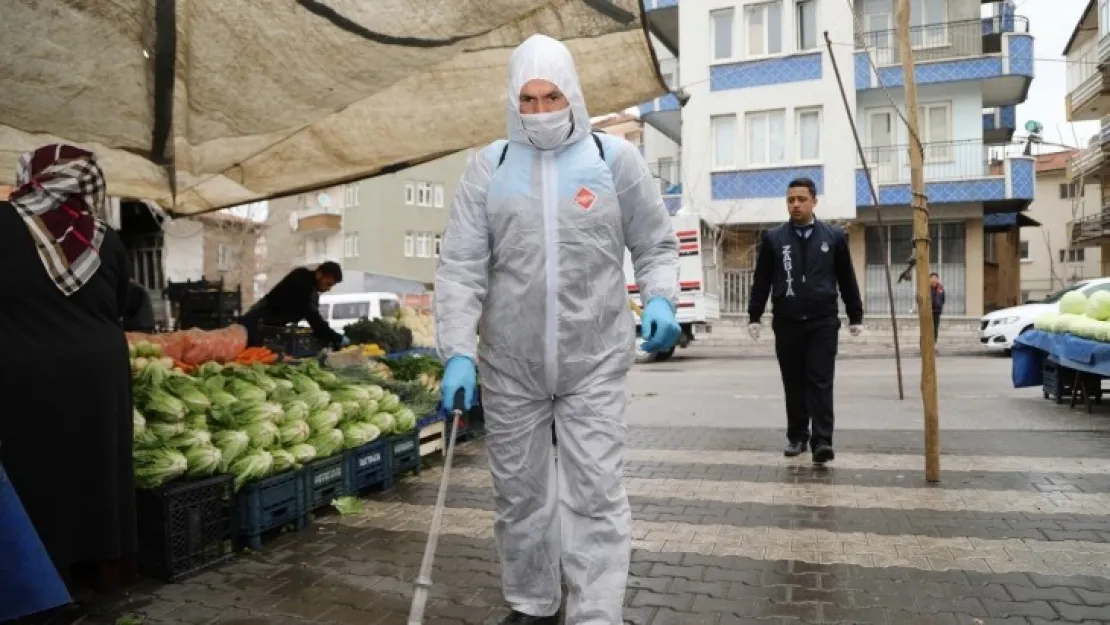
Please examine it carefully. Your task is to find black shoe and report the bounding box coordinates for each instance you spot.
[499,611,560,625]
[784,441,808,457]
[812,444,835,464]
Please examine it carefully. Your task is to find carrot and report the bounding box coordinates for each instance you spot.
[172,359,196,374]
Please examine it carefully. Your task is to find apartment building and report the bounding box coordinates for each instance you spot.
[640,0,1036,317]
[1021,151,1102,302]
[264,151,471,292]
[1063,0,1110,279]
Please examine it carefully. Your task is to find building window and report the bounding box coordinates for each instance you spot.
[918,102,952,161]
[344,183,360,207]
[1102,0,1110,37]
[434,183,445,208]
[344,232,359,258]
[796,0,817,51]
[710,8,735,61]
[864,222,966,315]
[405,182,415,205]
[1060,248,1086,263]
[416,232,430,258]
[434,234,442,258]
[796,107,821,161]
[404,232,414,257]
[1059,182,1085,199]
[1019,239,1030,261]
[711,114,737,168]
[746,109,786,166]
[416,182,434,207]
[745,2,783,57]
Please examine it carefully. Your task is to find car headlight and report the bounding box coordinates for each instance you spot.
[991,316,1019,326]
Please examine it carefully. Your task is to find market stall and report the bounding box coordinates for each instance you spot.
[124,324,451,579]
[1011,290,1110,412]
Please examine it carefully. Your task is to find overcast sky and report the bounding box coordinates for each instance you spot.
[1021,0,1099,150]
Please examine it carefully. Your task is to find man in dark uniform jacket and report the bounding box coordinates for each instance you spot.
[238,261,347,349]
[746,178,864,464]
[123,278,156,333]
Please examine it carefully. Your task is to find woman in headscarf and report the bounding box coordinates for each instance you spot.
[0,144,137,614]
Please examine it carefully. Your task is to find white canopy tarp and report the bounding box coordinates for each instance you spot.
[0,0,665,215]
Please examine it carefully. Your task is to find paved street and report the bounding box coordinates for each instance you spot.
[94,354,1110,624]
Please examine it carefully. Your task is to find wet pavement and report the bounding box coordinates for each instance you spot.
[91,355,1110,624]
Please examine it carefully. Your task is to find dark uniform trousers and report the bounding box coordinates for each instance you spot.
[772,315,840,447]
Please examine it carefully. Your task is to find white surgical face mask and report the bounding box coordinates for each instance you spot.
[520,108,573,150]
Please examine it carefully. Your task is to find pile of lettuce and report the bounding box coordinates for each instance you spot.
[1033,291,1110,342]
[131,358,418,491]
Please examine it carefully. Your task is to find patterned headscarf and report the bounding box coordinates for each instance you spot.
[8,144,108,296]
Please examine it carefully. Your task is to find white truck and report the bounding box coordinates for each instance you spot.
[625,212,720,363]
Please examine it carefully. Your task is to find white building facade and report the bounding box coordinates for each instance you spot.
[640,0,1036,317]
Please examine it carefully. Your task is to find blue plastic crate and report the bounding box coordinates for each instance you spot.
[234,469,306,551]
[347,439,392,493]
[389,430,421,477]
[302,454,353,511]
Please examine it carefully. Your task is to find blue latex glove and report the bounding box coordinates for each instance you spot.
[640,296,680,353]
[340,335,351,347]
[441,355,477,411]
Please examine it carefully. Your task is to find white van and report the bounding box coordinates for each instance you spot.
[304,292,403,335]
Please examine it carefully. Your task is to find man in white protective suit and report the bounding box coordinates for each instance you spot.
[434,34,682,625]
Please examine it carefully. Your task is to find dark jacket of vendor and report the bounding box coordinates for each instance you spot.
[240,262,344,348]
[122,279,156,333]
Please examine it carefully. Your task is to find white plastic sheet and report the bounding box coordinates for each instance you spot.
[0,0,664,215]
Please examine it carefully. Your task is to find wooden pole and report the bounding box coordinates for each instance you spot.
[895,0,940,482]
[823,31,905,401]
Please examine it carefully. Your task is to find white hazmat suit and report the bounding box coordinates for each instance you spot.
[434,34,679,625]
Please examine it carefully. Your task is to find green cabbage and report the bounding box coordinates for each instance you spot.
[271,449,296,473]
[213,430,251,471]
[196,362,224,377]
[166,429,212,450]
[289,373,321,394]
[330,386,371,404]
[368,412,395,435]
[307,407,341,433]
[184,445,222,477]
[164,376,211,413]
[148,421,186,442]
[1060,291,1088,315]
[226,379,266,403]
[307,428,344,458]
[378,393,401,413]
[393,408,417,433]
[282,400,310,423]
[133,409,146,437]
[1088,291,1110,321]
[144,389,186,422]
[342,422,381,449]
[134,448,188,489]
[278,420,311,446]
[245,421,280,449]
[298,390,332,412]
[287,443,318,464]
[229,450,274,491]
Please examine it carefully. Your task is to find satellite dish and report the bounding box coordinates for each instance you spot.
[317,193,331,208]
[1024,120,1043,134]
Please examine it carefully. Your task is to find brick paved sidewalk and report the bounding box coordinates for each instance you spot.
[81,424,1110,625]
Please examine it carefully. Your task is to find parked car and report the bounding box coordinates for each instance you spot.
[979,277,1110,352]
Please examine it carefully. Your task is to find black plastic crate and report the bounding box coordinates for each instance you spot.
[260,326,323,359]
[347,439,392,493]
[1042,359,1074,404]
[302,454,353,511]
[136,474,235,582]
[234,469,306,550]
[389,430,421,477]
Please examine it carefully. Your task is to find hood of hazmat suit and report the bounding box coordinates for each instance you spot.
[434,34,680,624]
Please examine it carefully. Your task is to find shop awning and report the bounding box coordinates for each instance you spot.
[0,0,665,216]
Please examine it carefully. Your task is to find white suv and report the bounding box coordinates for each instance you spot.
[979,277,1110,352]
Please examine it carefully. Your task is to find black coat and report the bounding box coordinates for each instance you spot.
[0,202,136,573]
[242,267,343,348]
[748,220,864,325]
